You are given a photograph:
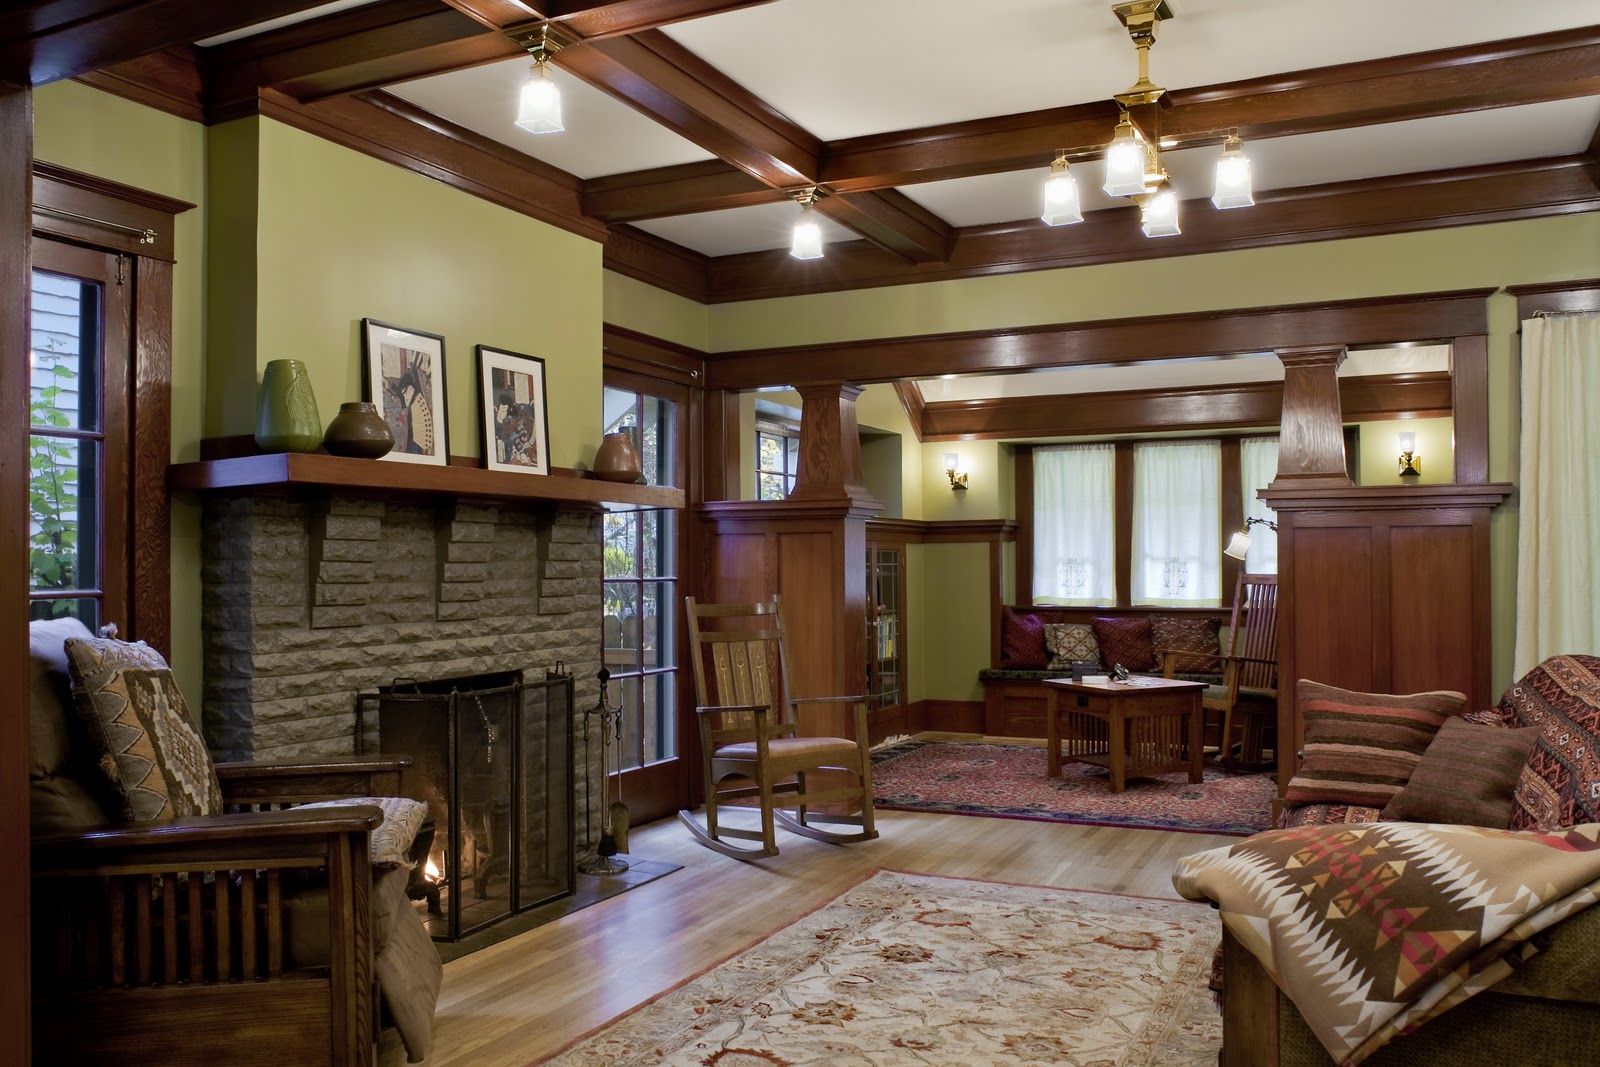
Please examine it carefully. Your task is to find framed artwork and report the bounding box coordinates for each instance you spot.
[477,344,550,476]
[361,318,449,466]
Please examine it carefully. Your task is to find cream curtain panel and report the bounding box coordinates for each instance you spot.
[1515,313,1600,676]
[1240,436,1280,574]
[1133,440,1221,606]
[1033,444,1116,605]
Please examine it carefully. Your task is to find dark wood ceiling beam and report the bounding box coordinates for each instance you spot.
[604,222,711,302]
[582,158,778,220]
[700,290,1493,391]
[697,155,1600,304]
[814,188,954,264]
[534,0,780,40]
[0,0,337,84]
[917,373,1454,441]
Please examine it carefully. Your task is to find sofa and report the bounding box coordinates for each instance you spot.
[981,605,1230,736]
[1192,655,1600,1067]
[28,616,443,1066]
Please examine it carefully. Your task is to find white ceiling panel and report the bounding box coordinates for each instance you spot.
[899,98,1600,228]
[631,201,861,257]
[663,0,1600,142]
[387,58,716,179]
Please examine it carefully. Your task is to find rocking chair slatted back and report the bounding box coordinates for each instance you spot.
[686,598,793,741]
[1230,574,1279,692]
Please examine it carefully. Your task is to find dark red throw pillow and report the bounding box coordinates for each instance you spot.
[1000,608,1048,669]
[1091,616,1156,672]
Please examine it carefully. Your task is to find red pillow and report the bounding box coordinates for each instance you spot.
[1000,608,1048,669]
[1091,616,1156,672]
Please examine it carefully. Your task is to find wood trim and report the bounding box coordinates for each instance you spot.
[74,46,204,122]
[892,380,925,442]
[1451,336,1489,484]
[1506,278,1600,317]
[583,159,773,222]
[862,518,1019,544]
[602,323,706,387]
[533,1,782,40]
[1014,445,1034,606]
[705,157,1599,303]
[255,88,609,243]
[813,188,954,264]
[919,373,1454,441]
[699,388,741,502]
[31,162,195,263]
[131,258,174,656]
[1220,436,1244,603]
[704,290,1494,390]
[0,79,32,1067]
[603,223,710,303]
[922,700,985,734]
[1259,482,1513,512]
[1113,444,1134,607]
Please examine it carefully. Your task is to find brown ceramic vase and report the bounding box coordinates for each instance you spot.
[322,401,395,459]
[592,431,643,483]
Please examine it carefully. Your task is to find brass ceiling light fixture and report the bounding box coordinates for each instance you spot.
[1042,1,1256,237]
[789,187,825,260]
[514,24,564,135]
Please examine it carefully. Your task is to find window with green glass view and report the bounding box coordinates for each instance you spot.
[756,426,799,501]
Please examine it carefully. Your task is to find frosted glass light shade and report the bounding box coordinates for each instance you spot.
[1212,143,1254,209]
[1102,121,1148,198]
[790,216,823,260]
[1223,530,1251,561]
[515,66,564,135]
[1398,431,1417,452]
[1040,165,1083,226]
[1140,186,1181,237]
[942,452,960,471]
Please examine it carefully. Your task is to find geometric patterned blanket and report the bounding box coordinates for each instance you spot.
[1173,822,1600,1066]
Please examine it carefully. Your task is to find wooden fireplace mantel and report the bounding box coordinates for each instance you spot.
[169,450,686,511]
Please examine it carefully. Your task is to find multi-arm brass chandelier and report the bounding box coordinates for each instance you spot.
[1042,1,1256,236]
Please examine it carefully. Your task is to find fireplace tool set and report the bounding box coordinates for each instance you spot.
[579,667,631,875]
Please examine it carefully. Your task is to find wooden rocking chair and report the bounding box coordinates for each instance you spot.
[1215,572,1279,769]
[680,596,878,859]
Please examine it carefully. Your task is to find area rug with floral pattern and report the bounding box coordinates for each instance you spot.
[534,869,1222,1067]
[871,740,1273,836]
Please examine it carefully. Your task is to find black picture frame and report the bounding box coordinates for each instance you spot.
[360,318,450,466]
[476,344,551,476]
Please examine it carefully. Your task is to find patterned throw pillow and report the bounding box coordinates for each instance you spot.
[1381,717,1539,827]
[1043,623,1099,670]
[1090,617,1156,672]
[1284,681,1464,809]
[999,608,1049,669]
[1150,616,1222,674]
[1499,654,1600,831]
[64,635,223,822]
[299,796,430,868]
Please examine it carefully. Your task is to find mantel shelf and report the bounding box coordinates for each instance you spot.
[168,452,685,511]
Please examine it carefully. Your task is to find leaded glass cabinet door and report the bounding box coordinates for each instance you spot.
[865,543,904,711]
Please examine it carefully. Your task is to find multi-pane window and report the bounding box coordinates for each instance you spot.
[601,386,679,770]
[756,423,799,500]
[1132,440,1222,605]
[28,246,127,627]
[1032,444,1116,605]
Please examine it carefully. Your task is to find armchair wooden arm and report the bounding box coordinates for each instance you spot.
[214,753,412,809]
[789,695,870,705]
[33,805,383,864]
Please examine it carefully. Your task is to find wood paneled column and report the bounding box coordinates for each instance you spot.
[1271,346,1353,489]
[791,381,877,509]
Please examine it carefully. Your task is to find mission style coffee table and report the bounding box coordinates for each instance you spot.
[1042,676,1207,793]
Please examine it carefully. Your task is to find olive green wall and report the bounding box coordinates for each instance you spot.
[602,270,709,351]
[32,81,208,706]
[919,542,992,704]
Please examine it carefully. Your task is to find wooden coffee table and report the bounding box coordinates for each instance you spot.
[1043,676,1207,793]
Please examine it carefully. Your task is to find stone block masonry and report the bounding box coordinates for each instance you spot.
[201,494,604,763]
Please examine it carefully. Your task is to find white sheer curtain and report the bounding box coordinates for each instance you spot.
[1133,440,1221,605]
[1514,313,1600,676]
[1033,444,1116,605]
[1240,436,1280,574]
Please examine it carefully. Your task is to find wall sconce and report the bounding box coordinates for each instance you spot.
[1397,431,1421,476]
[1223,516,1278,561]
[942,452,968,491]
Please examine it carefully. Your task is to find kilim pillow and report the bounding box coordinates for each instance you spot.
[1381,716,1539,827]
[1043,622,1100,670]
[1283,681,1465,809]
[64,635,224,823]
[1090,616,1156,672]
[1000,608,1049,669]
[1499,654,1600,831]
[1150,616,1222,674]
[299,796,431,868]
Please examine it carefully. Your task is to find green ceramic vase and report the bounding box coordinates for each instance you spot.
[255,359,323,453]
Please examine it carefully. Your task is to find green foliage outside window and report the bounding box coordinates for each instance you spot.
[29,355,80,617]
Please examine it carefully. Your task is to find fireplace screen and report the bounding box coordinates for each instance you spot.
[359,670,574,941]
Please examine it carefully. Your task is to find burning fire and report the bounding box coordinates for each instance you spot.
[424,858,441,883]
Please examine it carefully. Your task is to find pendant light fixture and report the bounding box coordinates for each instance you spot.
[1139,181,1181,238]
[1211,133,1255,208]
[1040,152,1083,227]
[514,25,564,135]
[790,187,824,260]
[1101,114,1149,198]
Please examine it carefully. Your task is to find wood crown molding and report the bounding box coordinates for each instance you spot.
[864,518,1018,544]
[918,373,1454,442]
[602,323,706,386]
[704,289,1494,390]
[32,161,196,262]
[1260,483,1513,512]
[1506,278,1600,318]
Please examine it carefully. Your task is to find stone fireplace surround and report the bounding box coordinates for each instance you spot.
[200,492,605,844]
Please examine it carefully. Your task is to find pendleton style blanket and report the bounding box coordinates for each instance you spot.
[1174,821,1600,1066]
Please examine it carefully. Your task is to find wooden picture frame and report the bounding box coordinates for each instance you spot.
[361,318,449,466]
[477,344,550,476]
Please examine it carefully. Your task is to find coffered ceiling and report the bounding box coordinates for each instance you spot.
[10,0,1600,304]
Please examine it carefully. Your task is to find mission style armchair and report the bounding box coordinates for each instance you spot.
[29,617,440,1066]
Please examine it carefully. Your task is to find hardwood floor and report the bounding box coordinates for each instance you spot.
[423,806,1234,1065]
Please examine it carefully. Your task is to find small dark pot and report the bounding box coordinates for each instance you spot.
[323,401,395,459]
[592,431,643,483]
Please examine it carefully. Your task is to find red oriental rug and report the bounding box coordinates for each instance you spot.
[871,740,1274,836]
